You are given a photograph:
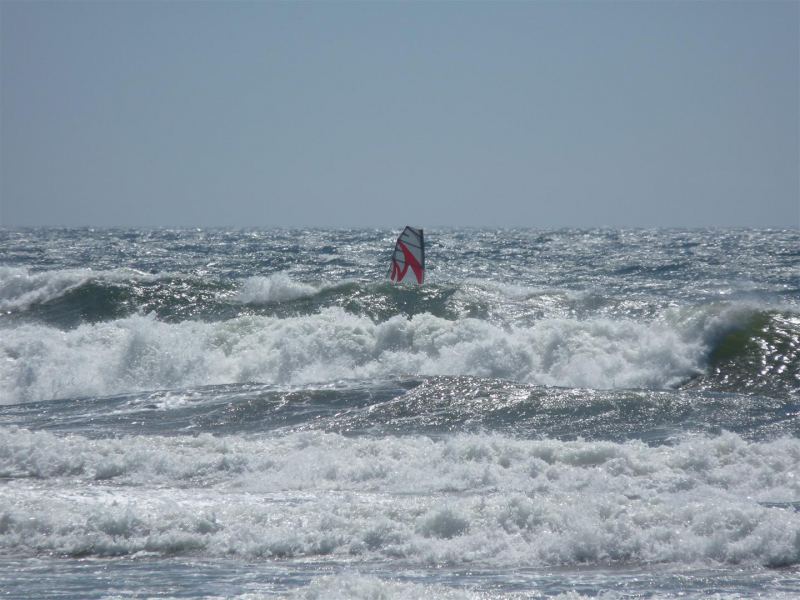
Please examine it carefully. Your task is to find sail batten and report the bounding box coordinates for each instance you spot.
[388,226,425,285]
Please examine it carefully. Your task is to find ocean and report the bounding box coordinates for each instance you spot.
[0,227,798,599]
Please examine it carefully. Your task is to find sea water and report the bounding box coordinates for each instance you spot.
[0,227,798,599]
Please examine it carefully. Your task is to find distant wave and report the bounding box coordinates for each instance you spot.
[234,273,320,304]
[0,269,463,324]
[0,267,94,312]
[0,266,160,313]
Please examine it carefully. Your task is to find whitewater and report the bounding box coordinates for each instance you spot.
[0,228,798,599]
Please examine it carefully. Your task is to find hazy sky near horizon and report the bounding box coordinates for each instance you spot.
[1,1,798,228]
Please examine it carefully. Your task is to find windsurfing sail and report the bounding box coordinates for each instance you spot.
[388,226,425,285]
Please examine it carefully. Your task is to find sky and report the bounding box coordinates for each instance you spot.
[1,0,798,228]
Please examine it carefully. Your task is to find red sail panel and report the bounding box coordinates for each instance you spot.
[388,226,424,285]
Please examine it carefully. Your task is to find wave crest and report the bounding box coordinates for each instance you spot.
[0,304,725,404]
[234,273,320,305]
[0,267,94,312]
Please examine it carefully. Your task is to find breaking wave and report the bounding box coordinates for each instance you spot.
[2,302,789,404]
[234,273,321,304]
[0,266,105,312]
[688,311,800,398]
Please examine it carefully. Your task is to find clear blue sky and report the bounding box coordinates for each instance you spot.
[1,0,798,228]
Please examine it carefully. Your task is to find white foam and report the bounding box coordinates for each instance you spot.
[234,273,319,304]
[290,573,486,600]
[2,302,758,404]
[1,428,799,568]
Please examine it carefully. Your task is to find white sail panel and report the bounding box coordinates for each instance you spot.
[388,226,424,285]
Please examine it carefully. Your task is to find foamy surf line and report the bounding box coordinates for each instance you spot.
[2,428,799,567]
[0,302,755,404]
